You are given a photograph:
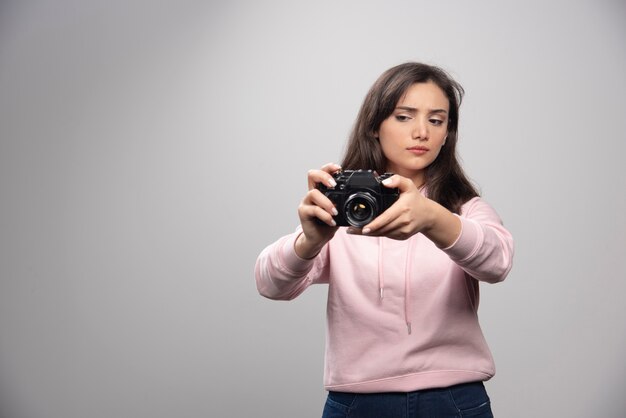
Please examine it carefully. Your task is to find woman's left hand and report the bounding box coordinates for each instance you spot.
[348,175,461,247]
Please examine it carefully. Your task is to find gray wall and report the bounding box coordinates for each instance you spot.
[1,1,625,417]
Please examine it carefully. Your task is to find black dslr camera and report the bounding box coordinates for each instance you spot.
[317,170,399,228]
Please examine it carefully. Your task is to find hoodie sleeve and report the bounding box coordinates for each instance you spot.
[441,197,514,283]
[254,228,330,300]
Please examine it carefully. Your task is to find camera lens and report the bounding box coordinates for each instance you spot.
[344,193,378,227]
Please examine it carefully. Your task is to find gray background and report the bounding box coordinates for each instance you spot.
[1,0,625,417]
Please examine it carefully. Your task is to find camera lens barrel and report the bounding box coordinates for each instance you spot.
[344,192,378,228]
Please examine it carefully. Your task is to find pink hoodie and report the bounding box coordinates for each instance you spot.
[255,196,514,393]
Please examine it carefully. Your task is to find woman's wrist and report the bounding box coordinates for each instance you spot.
[422,199,462,248]
[294,232,325,260]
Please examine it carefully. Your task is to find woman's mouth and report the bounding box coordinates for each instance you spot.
[407,146,429,155]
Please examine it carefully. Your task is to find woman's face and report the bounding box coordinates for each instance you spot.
[377,81,450,186]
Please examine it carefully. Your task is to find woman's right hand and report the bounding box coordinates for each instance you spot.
[294,163,342,259]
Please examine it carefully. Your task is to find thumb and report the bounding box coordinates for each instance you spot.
[381,174,413,192]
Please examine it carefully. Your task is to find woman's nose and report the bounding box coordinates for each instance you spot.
[412,119,428,140]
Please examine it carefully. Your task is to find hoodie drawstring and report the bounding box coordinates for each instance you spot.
[378,237,414,335]
[404,237,414,334]
[378,237,385,300]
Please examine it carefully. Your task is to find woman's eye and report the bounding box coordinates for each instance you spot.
[430,119,444,126]
[395,115,411,122]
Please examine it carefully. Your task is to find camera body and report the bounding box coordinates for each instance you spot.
[317,170,399,228]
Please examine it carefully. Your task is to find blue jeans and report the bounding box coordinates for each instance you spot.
[322,381,493,418]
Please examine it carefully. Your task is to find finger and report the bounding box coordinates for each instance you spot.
[362,217,415,241]
[303,189,338,218]
[307,163,341,190]
[381,174,414,193]
[365,218,409,238]
[307,168,339,190]
[321,162,342,174]
[299,202,337,227]
[361,202,402,234]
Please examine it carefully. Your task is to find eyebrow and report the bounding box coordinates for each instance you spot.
[395,106,448,114]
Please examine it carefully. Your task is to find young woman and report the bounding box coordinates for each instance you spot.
[255,62,514,417]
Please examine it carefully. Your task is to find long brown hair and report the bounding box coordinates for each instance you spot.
[341,62,478,214]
